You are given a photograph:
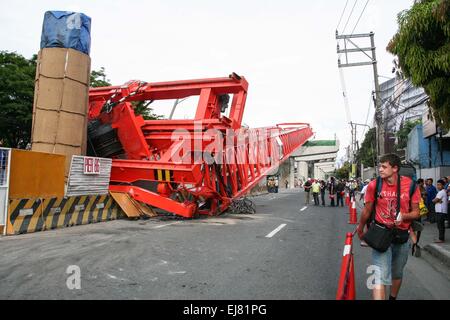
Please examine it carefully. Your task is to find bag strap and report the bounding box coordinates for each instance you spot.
[409,178,416,209]
[395,174,401,219]
[371,176,382,223]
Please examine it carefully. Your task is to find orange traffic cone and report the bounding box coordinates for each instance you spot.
[336,232,356,300]
[348,200,357,224]
[345,192,350,206]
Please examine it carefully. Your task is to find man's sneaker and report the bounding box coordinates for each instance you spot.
[360,240,369,247]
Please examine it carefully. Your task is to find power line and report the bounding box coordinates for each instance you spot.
[378,79,413,108]
[359,94,373,141]
[350,0,370,35]
[341,0,358,34]
[381,96,429,125]
[336,0,349,31]
[339,67,352,124]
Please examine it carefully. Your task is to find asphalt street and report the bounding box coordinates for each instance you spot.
[0,189,449,300]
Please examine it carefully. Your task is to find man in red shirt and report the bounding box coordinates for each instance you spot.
[357,153,420,300]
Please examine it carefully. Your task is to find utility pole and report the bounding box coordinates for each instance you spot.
[336,31,384,163]
[168,97,189,120]
[370,32,384,157]
[350,122,371,178]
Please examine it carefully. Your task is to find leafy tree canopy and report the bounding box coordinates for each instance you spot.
[387,0,450,129]
[90,67,111,87]
[0,51,36,148]
[334,161,351,180]
[395,118,422,150]
[356,127,377,168]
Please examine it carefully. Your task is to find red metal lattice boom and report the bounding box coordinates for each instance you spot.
[88,74,313,218]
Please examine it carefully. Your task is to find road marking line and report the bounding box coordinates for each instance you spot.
[300,206,307,212]
[153,222,181,229]
[168,271,187,275]
[265,224,287,238]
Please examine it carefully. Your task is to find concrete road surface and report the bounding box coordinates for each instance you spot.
[0,189,449,300]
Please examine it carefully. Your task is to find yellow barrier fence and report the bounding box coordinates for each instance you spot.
[6,194,122,235]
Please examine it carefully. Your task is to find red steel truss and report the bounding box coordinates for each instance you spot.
[88,73,313,218]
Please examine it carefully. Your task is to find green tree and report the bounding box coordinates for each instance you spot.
[387,0,450,129]
[356,127,377,168]
[0,51,36,148]
[334,161,351,180]
[132,101,164,120]
[395,119,422,150]
[90,67,111,87]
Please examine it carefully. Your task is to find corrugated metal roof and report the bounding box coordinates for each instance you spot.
[66,155,112,196]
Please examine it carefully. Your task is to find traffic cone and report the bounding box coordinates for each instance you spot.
[345,192,350,206]
[336,232,356,300]
[348,200,357,224]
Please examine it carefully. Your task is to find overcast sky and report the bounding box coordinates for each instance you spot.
[0,0,414,162]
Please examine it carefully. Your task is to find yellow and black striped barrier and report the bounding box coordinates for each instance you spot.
[154,169,172,182]
[6,194,123,235]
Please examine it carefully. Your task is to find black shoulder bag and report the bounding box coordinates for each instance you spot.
[363,175,402,252]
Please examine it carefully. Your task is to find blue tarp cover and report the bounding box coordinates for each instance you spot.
[40,11,91,55]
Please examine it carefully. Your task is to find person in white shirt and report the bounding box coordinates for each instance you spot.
[432,179,448,243]
[359,179,371,203]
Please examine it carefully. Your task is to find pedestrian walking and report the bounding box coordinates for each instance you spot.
[432,179,448,243]
[410,178,427,256]
[328,177,336,207]
[425,178,437,223]
[285,179,289,189]
[360,179,370,202]
[444,176,450,228]
[312,179,320,206]
[303,179,312,205]
[320,180,326,206]
[349,179,358,201]
[356,153,421,300]
[336,179,345,207]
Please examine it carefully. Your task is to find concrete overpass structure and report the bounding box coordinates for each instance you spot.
[276,140,339,189]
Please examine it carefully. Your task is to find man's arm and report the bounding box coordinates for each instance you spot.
[400,202,420,222]
[432,193,442,204]
[357,201,374,239]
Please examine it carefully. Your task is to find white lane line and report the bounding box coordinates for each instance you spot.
[265,224,287,238]
[153,222,181,229]
[300,206,307,212]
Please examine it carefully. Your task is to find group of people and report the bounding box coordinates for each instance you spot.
[302,177,362,207]
[415,177,450,243]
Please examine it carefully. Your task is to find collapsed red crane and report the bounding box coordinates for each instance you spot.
[88,73,313,218]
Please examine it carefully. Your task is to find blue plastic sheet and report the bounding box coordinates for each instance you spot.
[40,11,91,55]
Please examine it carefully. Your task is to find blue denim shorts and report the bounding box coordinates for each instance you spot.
[371,241,409,286]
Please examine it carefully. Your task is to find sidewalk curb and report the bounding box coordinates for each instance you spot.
[423,244,450,269]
